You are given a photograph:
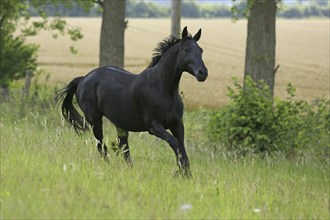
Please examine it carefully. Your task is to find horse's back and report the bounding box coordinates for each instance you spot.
[82,66,136,84]
[76,66,146,131]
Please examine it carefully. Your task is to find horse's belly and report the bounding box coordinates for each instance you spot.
[107,116,147,132]
[105,107,147,132]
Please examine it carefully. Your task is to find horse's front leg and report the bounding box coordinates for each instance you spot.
[170,121,192,177]
[148,121,191,177]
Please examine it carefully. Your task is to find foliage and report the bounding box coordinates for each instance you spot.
[25,0,330,19]
[208,76,330,157]
[1,1,33,86]
[0,83,59,122]
[0,0,86,87]
[0,23,38,86]
[278,3,330,18]
[27,0,97,17]
[126,0,169,18]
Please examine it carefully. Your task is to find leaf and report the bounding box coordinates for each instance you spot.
[68,28,84,41]
[69,46,78,55]
[286,83,296,97]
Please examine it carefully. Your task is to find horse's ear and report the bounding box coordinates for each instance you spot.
[182,26,188,39]
[193,28,202,42]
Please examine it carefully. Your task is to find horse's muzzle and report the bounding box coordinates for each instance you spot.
[195,69,208,82]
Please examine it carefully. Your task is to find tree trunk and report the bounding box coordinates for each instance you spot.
[244,0,277,96]
[171,0,181,37]
[99,0,126,68]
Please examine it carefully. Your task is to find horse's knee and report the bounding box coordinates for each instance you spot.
[169,137,179,151]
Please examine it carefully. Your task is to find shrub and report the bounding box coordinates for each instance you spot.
[0,80,59,119]
[208,76,330,158]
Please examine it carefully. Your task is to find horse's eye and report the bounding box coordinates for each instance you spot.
[183,48,190,53]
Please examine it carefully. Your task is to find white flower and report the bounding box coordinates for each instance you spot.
[180,203,192,211]
[63,164,67,172]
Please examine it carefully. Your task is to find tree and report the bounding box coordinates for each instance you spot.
[0,27,38,100]
[0,0,39,100]
[1,0,127,100]
[171,0,181,37]
[0,0,86,100]
[243,0,278,96]
[182,1,200,18]
[314,0,328,7]
[98,0,126,68]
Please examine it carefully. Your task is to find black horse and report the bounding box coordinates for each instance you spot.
[54,27,208,177]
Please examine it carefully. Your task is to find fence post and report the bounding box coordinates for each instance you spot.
[1,85,10,102]
[23,70,33,100]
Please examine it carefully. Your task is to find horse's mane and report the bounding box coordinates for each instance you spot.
[148,35,181,68]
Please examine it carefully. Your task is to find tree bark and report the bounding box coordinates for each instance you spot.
[171,0,181,37]
[99,0,126,68]
[244,0,277,96]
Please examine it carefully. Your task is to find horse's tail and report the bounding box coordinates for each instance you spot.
[54,76,88,133]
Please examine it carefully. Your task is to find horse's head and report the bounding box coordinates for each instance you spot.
[178,27,208,82]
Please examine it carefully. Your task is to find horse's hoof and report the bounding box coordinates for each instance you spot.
[126,160,133,168]
[173,170,181,178]
[173,169,192,179]
[183,170,193,179]
[104,156,110,164]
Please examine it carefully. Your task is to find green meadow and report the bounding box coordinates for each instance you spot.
[0,100,329,219]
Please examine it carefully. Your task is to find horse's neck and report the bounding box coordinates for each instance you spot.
[153,47,182,93]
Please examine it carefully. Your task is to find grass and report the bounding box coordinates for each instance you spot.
[26,18,330,109]
[0,103,329,219]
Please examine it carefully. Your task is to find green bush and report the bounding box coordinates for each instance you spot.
[0,26,39,87]
[209,76,330,158]
[0,81,59,119]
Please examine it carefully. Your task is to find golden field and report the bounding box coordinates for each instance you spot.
[27,18,329,108]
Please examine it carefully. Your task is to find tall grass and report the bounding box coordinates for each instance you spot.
[0,86,329,219]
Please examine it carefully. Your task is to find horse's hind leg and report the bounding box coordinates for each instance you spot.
[77,91,108,162]
[116,127,132,165]
[90,117,108,161]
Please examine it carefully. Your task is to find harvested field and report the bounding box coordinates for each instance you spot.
[28,18,330,108]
